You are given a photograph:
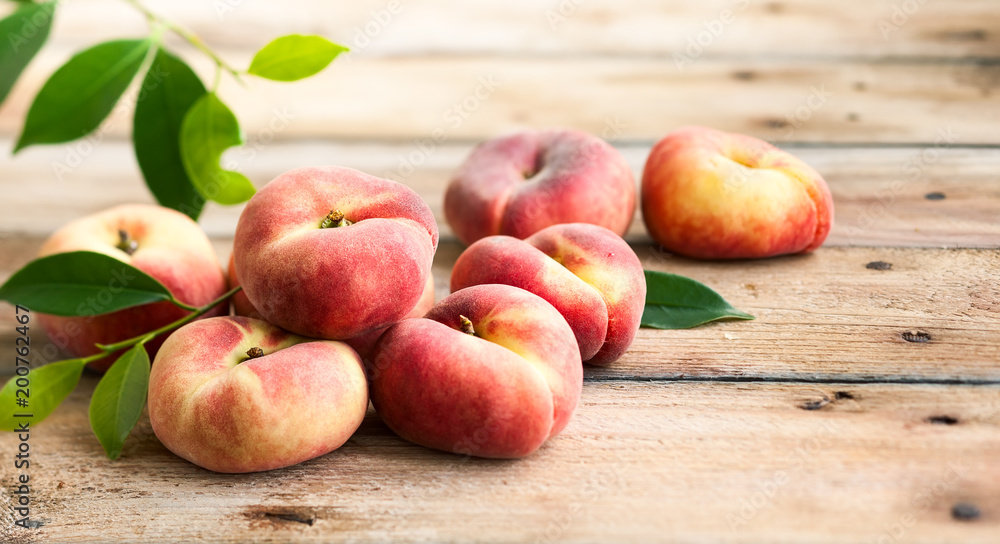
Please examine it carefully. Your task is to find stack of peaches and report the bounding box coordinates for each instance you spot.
[37,127,832,472]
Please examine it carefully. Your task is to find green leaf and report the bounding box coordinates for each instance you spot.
[0,359,86,429]
[641,270,754,329]
[0,251,173,316]
[247,34,347,82]
[134,49,208,220]
[180,92,256,205]
[14,38,153,152]
[89,344,150,459]
[0,0,56,106]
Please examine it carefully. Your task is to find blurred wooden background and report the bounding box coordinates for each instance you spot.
[1,1,998,542]
[1,0,999,241]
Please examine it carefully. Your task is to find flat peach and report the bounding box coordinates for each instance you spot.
[452,223,646,365]
[148,316,368,473]
[234,166,438,339]
[445,129,635,245]
[37,204,227,371]
[369,285,582,458]
[642,126,833,259]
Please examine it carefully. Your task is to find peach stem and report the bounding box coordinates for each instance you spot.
[117,229,138,255]
[320,209,353,229]
[240,347,264,363]
[459,315,476,336]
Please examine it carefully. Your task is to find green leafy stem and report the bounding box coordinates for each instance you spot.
[1,0,348,221]
[121,0,245,89]
[0,0,342,462]
[0,251,241,459]
[0,252,754,460]
[84,286,240,359]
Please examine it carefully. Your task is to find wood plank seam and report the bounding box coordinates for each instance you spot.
[584,376,1000,386]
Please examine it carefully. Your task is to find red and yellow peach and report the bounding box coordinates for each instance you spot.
[445,129,635,245]
[368,284,582,458]
[641,126,833,259]
[148,316,368,473]
[233,166,439,340]
[451,223,645,366]
[36,204,228,371]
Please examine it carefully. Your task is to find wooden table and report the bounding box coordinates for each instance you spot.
[1,1,998,542]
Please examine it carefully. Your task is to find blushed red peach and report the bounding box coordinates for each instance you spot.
[641,126,833,259]
[227,253,262,320]
[227,252,435,360]
[344,273,435,362]
[369,285,582,459]
[445,129,635,245]
[148,316,368,473]
[36,204,227,371]
[233,166,438,340]
[451,223,645,366]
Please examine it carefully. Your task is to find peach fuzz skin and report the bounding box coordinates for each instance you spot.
[233,166,439,340]
[227,253,435,360]
[227,256,434,361]
[227,253,263,320]
[368,285,582,459]
[344,273,435,361]
[641,126,833,259]
[444,129,635,245]
[148,317,368,473]
[451,223,645,366]
[37,204,228,372]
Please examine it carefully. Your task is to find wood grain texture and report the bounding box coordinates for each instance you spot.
[2,53,999,144]
[6,0,1000,58]
[2,140,998,247]
[1,377,997,543]
[625,244,1000,382]
[0,1,998,541]
[1,240,997,382]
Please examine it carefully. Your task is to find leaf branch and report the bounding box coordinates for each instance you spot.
[0,285,241,430]
[121,0,245,85]
[94,285,241,354]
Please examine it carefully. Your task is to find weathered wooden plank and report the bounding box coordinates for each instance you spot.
[2,240,998,381]
[621,244,1000,382]
[1,140,998,247]
[0,378,997,543]
[2,52,998,143]
[7,0,1000,58]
